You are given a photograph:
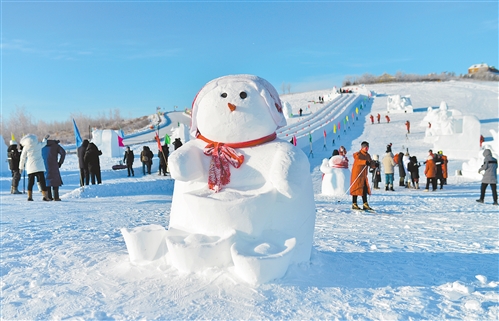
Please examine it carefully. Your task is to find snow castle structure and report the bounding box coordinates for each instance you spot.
[122,74,316,285]
[421,101,480,159]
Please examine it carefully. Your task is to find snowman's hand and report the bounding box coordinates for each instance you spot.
[269,143,310,198]
[169,145,205,181]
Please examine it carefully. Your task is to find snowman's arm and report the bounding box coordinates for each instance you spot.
[320,159,334,174]
[169,144,206,181]
[269,144,310,198]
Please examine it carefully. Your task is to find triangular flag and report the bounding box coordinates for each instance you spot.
[72,119,82,148]
[323,130,327,138]
[309,133,312,143]
[117,135,125,147]
[164,133,171,145]
[292,135,297,146]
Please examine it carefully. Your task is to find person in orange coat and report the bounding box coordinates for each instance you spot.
[370,114,374,124]
[350,141,376,210]
[377,113,381,123]
[405,120,410,133]
[385,115,391,123]
[439,151,448,185]
[424,155,437,191]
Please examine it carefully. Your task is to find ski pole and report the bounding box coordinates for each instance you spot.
[338,165,368,202]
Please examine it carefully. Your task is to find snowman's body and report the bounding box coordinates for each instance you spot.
[167,75,316,280]
[320,158,351,196]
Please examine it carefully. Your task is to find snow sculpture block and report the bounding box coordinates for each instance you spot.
[167,74,316,284]
[92,129,124,158]
[387,95,413,114]
[422,102,481,159]
[121,225,167,265]
[0,135,9,173]
[230,231,296,285]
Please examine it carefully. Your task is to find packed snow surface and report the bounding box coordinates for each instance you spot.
[1,80,498,320]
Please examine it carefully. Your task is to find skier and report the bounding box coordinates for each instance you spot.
[476,149,498,205]
[19,134,50,201]
[123,146,135,177]
[7,139,22,194]
[369,154,382,189]
[42,139,66,201]
[350,141,375,210]
[382,147,395,191]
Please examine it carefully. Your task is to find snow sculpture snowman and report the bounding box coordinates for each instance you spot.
[166,74,316,284]
[320,150,350,196]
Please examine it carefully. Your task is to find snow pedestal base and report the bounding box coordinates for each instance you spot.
[230,231,296,285]
[165,228,236,273]
[121,224,168,265]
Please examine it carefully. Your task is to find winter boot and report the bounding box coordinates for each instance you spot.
[46,188,54,201]
[390,185,395,191]
[53,187,61,201]
[41,190,51,201]
[27,190,33,201]
[476,199,484,203]
[352,203,361,210]
[407,181,412,189]
[415,183,419,189]
[385,185,389,191]
[11,186,22,194]
[363,202,374,211]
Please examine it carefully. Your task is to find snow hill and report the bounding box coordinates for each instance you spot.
[1,80,498,320]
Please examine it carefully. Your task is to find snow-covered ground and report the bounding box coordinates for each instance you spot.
[1,80,498,320]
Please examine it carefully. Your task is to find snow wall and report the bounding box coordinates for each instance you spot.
[462,129,499,179]
[92,129,124,158]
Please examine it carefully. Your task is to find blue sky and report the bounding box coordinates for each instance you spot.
[1,1,497,122]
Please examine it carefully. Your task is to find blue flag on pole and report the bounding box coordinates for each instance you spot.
[73,119,83,148]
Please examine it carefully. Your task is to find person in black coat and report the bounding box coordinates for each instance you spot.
[7,140,22,194]
[407,156,421,189]
[140,146,153,175]
[84,142,102,184]
[42,139,66,200]
[397,151,406,187]
[77,139,90,186]
[173,138,183,150]
[158,145,169,176]
[434,153,444,189]
[123,146,135,177]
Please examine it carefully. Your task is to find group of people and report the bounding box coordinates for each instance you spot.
[8,134,66,201]
[369,113,391,124]
[346,141,498,210]
[77,139,103,186]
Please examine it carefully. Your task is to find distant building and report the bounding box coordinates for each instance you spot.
[468,63,499,74]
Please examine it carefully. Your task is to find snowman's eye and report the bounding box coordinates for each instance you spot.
[221,93,227,98]
[239,91,247,99]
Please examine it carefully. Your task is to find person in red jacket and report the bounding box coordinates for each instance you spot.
[405,120,410,134]
[370,114,374,124]
[424,155,437,191]
[377,113,381,124]
[385,115,391,123]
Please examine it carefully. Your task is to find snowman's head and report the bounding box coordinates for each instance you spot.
[191,74,286,143]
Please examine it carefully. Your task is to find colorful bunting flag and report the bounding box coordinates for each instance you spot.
[117,135,125,147]
[164,133,171,145]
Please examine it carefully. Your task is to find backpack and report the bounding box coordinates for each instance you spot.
[141,154,149,162]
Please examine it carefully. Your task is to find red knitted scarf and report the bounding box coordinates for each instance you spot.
[196,132,277,192]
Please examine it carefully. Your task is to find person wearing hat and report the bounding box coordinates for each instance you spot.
[476,149,498,205]
[350,141,376,210]
[7,139,22,194]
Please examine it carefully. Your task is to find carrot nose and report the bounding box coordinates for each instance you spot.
[228,103,236,112]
